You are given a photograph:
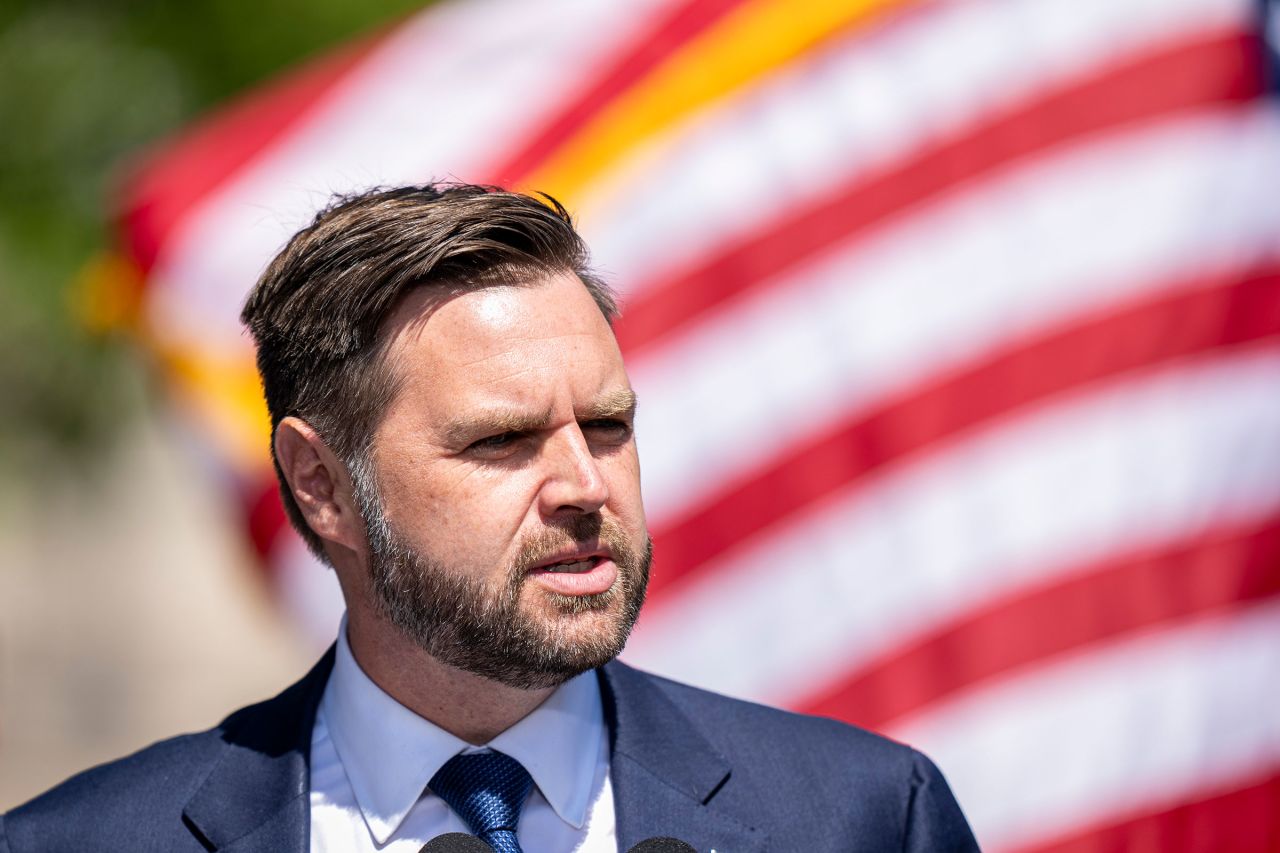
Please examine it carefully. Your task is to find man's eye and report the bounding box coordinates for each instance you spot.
[468,432,522,453]
[583,419,633,442]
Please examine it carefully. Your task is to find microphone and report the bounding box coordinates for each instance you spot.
[627,838,697,852]
[418,833,494,852]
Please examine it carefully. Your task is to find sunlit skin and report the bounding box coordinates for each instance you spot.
[273,272,647,742]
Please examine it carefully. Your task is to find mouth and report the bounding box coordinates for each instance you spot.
[538,555,603,574]
[527,549,617,597]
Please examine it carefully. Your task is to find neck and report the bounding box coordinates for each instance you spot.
[344,609,555,745]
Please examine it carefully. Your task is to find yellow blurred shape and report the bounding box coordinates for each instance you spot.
[72,251,146,334]
[521,0,912,205]
[157,346,273,479]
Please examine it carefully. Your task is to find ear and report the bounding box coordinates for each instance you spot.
[274,416,365,554]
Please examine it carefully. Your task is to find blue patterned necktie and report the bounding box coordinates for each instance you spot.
[429,751,533,853]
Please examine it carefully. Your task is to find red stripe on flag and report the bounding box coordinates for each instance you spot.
[245,474,289,565]
[486,0,750,186]
[645,266,1280,602]
[1012,770,1280,853]
[796,515,1280,730]
[118,26,396,273]
[614,31,1265,357]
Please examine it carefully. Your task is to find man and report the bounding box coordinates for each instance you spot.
[1,185,979,851]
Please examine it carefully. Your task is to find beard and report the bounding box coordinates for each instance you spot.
[354,477,651,690]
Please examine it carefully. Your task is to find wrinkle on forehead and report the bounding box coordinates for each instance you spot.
[377,284,529,390]
[385,282,505,349]
[388,275,605,354]
[378,272,626,427]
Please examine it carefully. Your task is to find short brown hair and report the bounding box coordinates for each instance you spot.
[241,183,616,560]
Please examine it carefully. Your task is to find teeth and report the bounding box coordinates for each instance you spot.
[545,559,593,573]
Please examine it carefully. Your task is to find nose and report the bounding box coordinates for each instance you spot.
[538,424,609,517]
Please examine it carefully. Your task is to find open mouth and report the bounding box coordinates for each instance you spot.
[539,556,601,574]
[528,552,617,597]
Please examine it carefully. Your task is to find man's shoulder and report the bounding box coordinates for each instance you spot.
[1,726,227,851]
[1,650,334,852]
[608,659,918,771]
[9,727,227,810]
[602,661,979,851]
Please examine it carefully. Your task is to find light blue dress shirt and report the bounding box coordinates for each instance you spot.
[309,618,616,852]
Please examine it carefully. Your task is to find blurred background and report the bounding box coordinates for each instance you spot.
[2,0,1279,850]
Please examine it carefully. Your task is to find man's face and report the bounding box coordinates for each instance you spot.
[357,272,650,689]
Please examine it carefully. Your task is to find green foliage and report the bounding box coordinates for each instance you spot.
[0,0,428,476]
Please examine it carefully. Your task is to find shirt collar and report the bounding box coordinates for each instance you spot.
[320,617,605,844]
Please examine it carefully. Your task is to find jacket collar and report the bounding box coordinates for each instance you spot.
[180,651,766,852]
[182,647,335,852]
[601,661,768,853]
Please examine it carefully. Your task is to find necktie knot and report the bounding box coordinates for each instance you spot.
[429,751,532,853]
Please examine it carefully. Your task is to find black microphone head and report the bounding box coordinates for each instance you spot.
[419,832,494,853]
[627,838,698,853]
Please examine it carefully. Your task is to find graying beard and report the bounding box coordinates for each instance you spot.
[349,453,648,689]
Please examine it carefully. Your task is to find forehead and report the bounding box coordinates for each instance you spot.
[380,272,628,410]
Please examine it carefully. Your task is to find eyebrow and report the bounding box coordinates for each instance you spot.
[440,389,638,446]
[440,408,552,446]
[582,388,638,420]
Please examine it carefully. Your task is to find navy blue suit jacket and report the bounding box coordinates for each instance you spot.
[1,651,978,851]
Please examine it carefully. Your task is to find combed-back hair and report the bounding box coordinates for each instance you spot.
[241,183,616,560]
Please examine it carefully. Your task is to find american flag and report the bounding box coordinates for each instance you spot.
[114,0,1280,849]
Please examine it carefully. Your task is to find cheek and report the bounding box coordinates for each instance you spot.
[603,450,646,524]
[396,464,543,545]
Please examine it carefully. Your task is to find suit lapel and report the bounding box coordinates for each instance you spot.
[179,651,767,851]
[182,648,335,852]
[600,662,768,853]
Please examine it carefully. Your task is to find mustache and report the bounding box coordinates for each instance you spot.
[510,514,627,573]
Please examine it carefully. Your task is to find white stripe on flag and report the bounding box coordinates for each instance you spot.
[141,0,677,354]
[632,107,1280,525]
[891,598,1280,851]
[272,532,345,646]
[580,0,1253,296]
[623,346,1280,704]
